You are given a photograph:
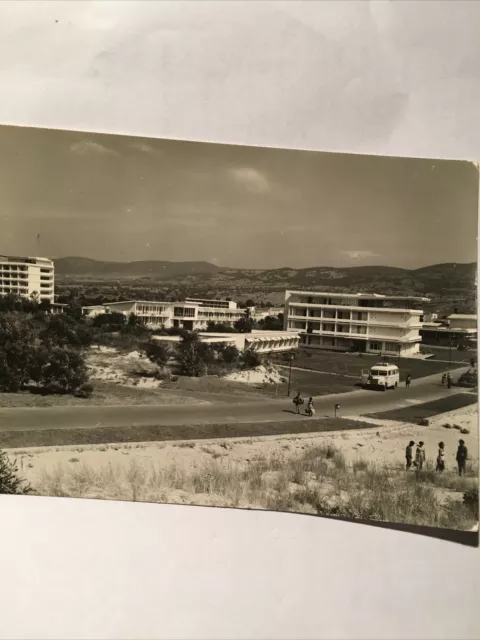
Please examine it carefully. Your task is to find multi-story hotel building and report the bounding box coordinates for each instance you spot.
[0,255,55,303]
[284,290,430,357]
[84,298,245,330]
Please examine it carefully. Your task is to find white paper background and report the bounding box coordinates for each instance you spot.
[0,2,479,638]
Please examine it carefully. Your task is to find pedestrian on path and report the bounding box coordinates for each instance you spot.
[306,397,315,417]
[441,373,447,386]
[293,392,304,414]
[405,373,412,389]
[436,442,445,473]
[456,439,468,476]
[405,440,415,470]
[447,372,452,389]
[414,441,426,470]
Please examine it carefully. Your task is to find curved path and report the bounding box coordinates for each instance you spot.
[0,367,472,432]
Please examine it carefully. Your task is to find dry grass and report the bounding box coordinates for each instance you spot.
[35,443,479,531]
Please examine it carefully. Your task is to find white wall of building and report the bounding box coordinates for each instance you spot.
[285,289,428,356]
[0,255,54,303]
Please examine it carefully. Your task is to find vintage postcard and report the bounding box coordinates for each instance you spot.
[0,124,478,534]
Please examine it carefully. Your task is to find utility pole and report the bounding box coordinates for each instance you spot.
[449,337,452,371]
[287,353,294,396]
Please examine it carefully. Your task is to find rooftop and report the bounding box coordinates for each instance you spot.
[447,314,477,320]
[285,290,430,302]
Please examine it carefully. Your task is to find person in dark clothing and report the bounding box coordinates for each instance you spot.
[470,357,476,369]
[293,392,304,414]
[447,373,452,389]
[456,439,468,476]
[436,442,445,473]
[441,373,447,386]
[405,373,411,389]
[405,440,415,470]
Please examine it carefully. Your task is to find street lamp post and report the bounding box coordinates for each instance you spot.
[334,403,340,418]
[287,353,294,397]
[449,338,452,371]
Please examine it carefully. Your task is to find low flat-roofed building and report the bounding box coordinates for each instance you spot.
[153,330,300,354]
[84,299,245,330]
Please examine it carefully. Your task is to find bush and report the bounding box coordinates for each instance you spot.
[241,347,261,369]
[463,488,479,519]
[0,313,38,392]
[144,340,171,367]
[41,314,93,349]
[32,345,89,394]
[206,321,237,333]
[0,450,33,495]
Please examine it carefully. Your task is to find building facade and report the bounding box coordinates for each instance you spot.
[85,298,245,330]
[420,314,477,346]
[284,290,430,357]
[154,330,300,354]
[0,255,55,303]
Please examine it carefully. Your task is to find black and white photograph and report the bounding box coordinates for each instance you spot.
[0,123,478,534]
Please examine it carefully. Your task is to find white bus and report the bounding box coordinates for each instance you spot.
[362,362,400,391]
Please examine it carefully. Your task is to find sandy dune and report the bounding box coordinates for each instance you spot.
[12,404,478,488]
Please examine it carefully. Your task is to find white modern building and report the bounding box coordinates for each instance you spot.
[421,313,477,346]
[446,314,477,331]
[0,255,55,303]
[284,290,430,357]
[154,330,300,354]
[83,298,245,330]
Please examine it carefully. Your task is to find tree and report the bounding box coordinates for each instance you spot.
[245,299,255,308]
[144,340,171,367]
[0,450,33,495]
[241,347,261,369]
[41,314,93,349]
[177,332,214,377]
[234,316,255,333]
[221,345,240,365]
[0,313,37,392]
[257,314,284,331]
[92,311,127,331]
[206,321,237,333]
[32,345,89,394]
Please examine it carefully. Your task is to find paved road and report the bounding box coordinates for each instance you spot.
[0,367,473,432]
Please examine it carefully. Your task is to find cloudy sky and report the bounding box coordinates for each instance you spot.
[1,124,477,269]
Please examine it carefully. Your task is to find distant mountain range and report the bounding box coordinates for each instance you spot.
[53,257,477,312]
[54,256,476,292]
[54,257,221,277]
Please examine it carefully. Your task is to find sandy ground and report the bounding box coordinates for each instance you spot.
[225,364,286,385]
[87,346,163,388]
[12,404,478,491]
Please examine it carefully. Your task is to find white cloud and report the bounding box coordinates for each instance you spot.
[70,140,118,156]
[128,141,156,153]
[343,250,379,260]
[228,167,271,194]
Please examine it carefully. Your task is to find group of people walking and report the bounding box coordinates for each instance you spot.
[293,392,315,416]
[405,439,469,475]
[441,372,453,388]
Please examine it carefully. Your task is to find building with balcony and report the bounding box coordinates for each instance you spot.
[84,298,245,330]
[0,255,55,303]
[284,290,430,357]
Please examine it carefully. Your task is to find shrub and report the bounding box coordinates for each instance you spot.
[0,450,33,495]
[32,345,89,394]
[241,347,261,369]
[144,340,171,367]
[463,488,479,519]
[0,313,38,392]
